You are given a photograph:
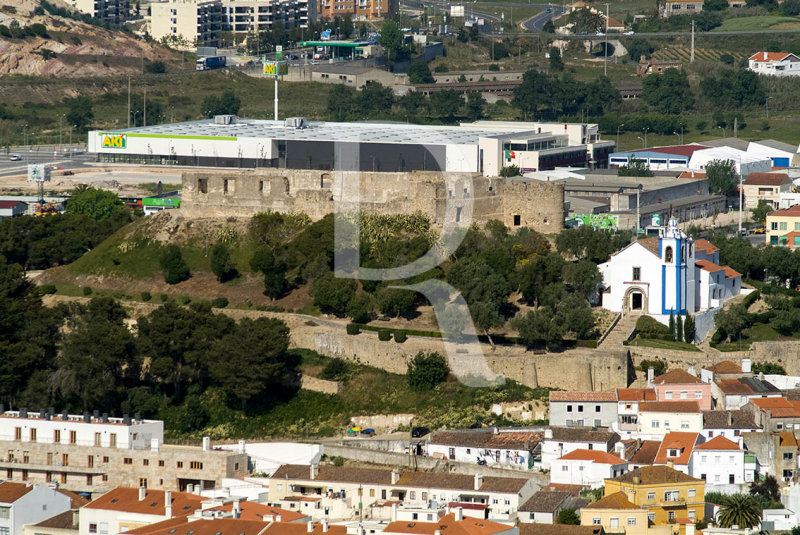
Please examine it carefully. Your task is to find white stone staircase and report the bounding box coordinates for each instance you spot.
[597,313,640,349]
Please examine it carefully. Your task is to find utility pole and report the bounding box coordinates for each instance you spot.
[738,160,743,236]
[604,3,609,77]
[143,85,147,127]
[127,75,131,128]
[690,20,695,63]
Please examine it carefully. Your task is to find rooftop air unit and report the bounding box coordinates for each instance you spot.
[214,115,236,125]
[284,117,308,129]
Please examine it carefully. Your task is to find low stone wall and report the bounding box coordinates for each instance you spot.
[300,374,343,395]
[349,414,414,432]
[629,342,800,376]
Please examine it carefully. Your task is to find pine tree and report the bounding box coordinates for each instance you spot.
[669,309,675,339]
[684,313,695,344]
[676,314,683,342]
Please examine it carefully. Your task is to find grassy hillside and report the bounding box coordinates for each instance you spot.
[161,348,551,440]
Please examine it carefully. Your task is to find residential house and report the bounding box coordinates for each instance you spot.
[743,397,800,432]
[78,488,205,535]
[748,52,800,77]
[517,491,572,524]
[550,450,628,488]
[638,401,703,441]
[701,410,759,447]
[22,491,89,535]
[652,369,712,410]
[744,431,799,483]
[742,172,792,210]
[383,511,515,535]
[689,436,750,490]
[519,524,605,535]
[762,508,798,531]
[628,441,661,470]
[604,466,705,531]
[694,260,743,311]
[767,204,800,247]
[615,389,655,438]
[425,429,541,468]
[0,482,72,535]
[661,0,703,17]
[580,492,671,535]
[653,432,702,475]
[693,239,720,264]
[540,428,620,470]
[125,517,343,535]
[712,377,781,410]
[700,359,749,384]
[549,392,618,428]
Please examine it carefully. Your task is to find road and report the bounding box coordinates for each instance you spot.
[0,145,95,178]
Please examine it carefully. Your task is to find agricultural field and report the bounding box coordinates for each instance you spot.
[714,15,800,31]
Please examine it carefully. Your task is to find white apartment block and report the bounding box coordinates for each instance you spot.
[150,0,224,46]
[70,0,131,24]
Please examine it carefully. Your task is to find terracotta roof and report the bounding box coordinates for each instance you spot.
[679,171,707,179]
[550,391,617,402]
[384,513,511,535]
[428,431,494,448]
[586,491,638,510]
[716,377,779,395]
[0,201,23,209]
[704,360,741,374]
[779,432,798,447]
[264,523,346,535]
[0,482,34,503]
[694,436,740,451]
[752,397,793,409]
[84,487,204,516]
[209,503,306,522]
[630,441,661,465]
[57,489,90,509]
[547,427,619,444]
[617,388,656,402]
[558,449,626,465]
[653,369,704,385]
[703,410,757,429]
[519,491,571,513]
[428,430,541,450]
[749,51,796,62]
[695,259,725,273]
[519,526,602,535]
[724,266,743,279]
[639,401,700,413]
[484,432,542,450]
[636,237,660,257]
[542,483,588,496]
[694,238,719,254]
[744,172,791,186]
[31,509,78,530]
[769,204,800,218]
[654,432,699,466]
[769,406,800,418]
[124,518,272,535]
[609,465,702,484]
[395,472,529,493]
[272,465,393,485]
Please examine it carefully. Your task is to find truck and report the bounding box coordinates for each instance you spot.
[196,56,227,71]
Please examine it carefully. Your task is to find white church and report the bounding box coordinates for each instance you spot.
[598,219,743,316]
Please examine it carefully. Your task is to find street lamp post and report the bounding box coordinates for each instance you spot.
[637,136,644,149]
[643,127,649,149]
[616,123,625,149]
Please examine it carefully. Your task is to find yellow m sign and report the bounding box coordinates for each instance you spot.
[101,134,127,149]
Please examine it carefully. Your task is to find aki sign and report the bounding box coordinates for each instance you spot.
[100,133,127,149]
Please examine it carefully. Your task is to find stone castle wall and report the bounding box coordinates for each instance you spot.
[180,169,564,234]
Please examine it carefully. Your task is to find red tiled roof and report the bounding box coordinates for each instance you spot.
[654,432,699,466]
[636,237,660,257]
[653,369,704,385]
[264,523,346,535]
[0,201,23,209]
[630,441,661,465]
[696,260,725,274]
[558,449,626,465]
[586,491,638,510]
[639,401,700,413]
[550,391,617,402]
[209,503,307,522]
[617,388,656,402]
[384,513,511,535]
[84,487,205,516]
[749,51,796,62]
[694,436,740,451]
[694,239,719,254]
[716,379,753,394]
[744,172,790,186]
[752,397,793,409]
[769,204,800,217]
[679,171,707,179]
[724,266,743,279]
[0,482,34,504]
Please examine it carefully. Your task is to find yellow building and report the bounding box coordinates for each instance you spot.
[603,465,704,535]
[766,204,800,247]
[581,491,674,535]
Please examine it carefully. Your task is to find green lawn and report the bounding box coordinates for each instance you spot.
[714,15,800,31]
[713,322,781,352]
[628,337,701,352]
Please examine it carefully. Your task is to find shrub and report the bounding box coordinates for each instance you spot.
[319,358,349,381]
[394,331,407,343]
[378,329,392,341]
[638,358,668,376]
[488,63,500,71]
[636,315,671,338]
[346,323,360,335]
[407,352,449,391]
[179,296,191,305]
[39,284,56,294]
[720,53,734,65]
[742,290,761,309]
[141,291,152,301]
[211,297,229,308]
[159,245,190,285]
[499,165,521,177]
[82,286,93,296]
[160,293,169,302]
[332,456,345,467]
[752,361,787,375]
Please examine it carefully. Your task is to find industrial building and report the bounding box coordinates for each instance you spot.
[88,117,614,176]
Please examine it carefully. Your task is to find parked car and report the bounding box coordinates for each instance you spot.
[9,154,21,161]
[753,227,766,234]
[624,30,635,35]
[360,428,376,437]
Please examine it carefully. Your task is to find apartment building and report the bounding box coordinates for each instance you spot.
[150,0,225,46]
[767,204,800,247]
[70,0,130,24]
[0,411,247,495]
[548,392,618,429]
[0,482,72,535]
[223,0,315,38]
[317,0,396,21]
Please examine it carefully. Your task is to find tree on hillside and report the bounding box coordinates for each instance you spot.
[542,19,555,33]
[751,199,773,225]
[210,243,237,282]
[327,84,358,121]
[465,91,487,121]
[250,247,288,300]
[513,307,564,349]
[201,91,241,118]
[407,352,449,391]
[628,37,654,61]
[311,275,356,315]
[429,90,464,122]
[706,159,739,195]
[704,0,728,10]
[65,96,94,132]
[750,474,780,502]
[408,61,434,84]
[65,187,125,221]
[159,245,190,285]
[378,19,403,69]
[714,304,748,342]
[557,509,580,525]
[548,46,564,72]
[642,68,693,114]
[346,292,373,323]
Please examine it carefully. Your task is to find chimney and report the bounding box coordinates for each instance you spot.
[647,367,654,386]
[391,503,398,522]
[614,442,625,458]
[310,464,318,480]
[742,358,752,374]
[139,487,146,501]
[728,412,733,426]
[151,438,160,451]
[473,474,483,491]
[764,51,768,60]
[760,372,765,381]
[165,491,172,518]
[233,499,241,519]
[72,511,79,527]
[276,515,283,523]
[238,440,246,454]
[202,437,211,451]
[685,523,696,535]
[307,522,314,533]
[455,507,463,522]
[322,520,328,533]
[61,410,68,421]
[435,531,441,535]
[687,365,696,377]
[391,468,400,485]
[667,460,674,468]
[544,429,553,439]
